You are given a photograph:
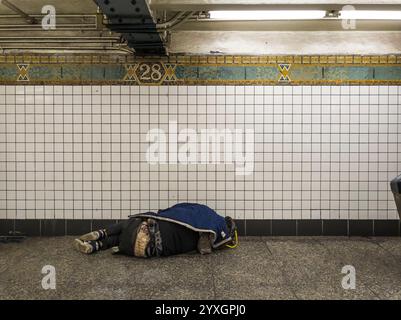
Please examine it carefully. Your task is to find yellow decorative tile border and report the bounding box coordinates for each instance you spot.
[0,54,400,65]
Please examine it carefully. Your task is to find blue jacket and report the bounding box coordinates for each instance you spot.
[129,203,231,248]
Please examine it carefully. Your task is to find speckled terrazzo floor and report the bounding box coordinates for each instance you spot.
[1,236,401,300]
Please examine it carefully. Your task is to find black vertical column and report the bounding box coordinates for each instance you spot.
[95,0,166,55]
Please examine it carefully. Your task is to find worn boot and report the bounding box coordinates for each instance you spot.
[79,229,107,241]
[225,216,237,238]
[74,239,103,254]
[197,232,214,255]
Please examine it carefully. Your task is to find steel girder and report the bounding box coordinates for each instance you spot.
[95,0,165,55]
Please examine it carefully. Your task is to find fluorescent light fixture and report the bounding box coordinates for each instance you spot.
[208,10,401,21]
[340,10,401,20]
[208,10,327,20]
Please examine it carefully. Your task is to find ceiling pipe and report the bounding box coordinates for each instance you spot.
[155,11,187,29]
[0,40,120,43]
[162,11,196,31]
[0,27,98,31]
[0,36,121,40]
[0,0,37,24]
[0,46,133,53]
[0,14,98,30]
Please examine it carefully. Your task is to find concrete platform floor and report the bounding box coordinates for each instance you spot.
[2,236,401,300]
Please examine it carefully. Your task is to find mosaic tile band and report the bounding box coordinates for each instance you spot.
[0,54,400,85]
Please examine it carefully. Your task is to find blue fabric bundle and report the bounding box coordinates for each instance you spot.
[129,202,231,248]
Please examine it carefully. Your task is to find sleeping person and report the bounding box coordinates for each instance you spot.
[74,202,238,258]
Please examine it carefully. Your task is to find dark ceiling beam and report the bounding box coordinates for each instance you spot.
[94,0,166,55]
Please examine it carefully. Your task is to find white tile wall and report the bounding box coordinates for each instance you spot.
[0,85,400,220]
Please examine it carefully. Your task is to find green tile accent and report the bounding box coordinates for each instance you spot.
[218,66,245,80]
[61,65,84,81]
[198,66,245,80]
[29,65,61,81]
[91,65,105,81]
[324,66,374,80]
[374,66,401,80]
[175,65,198,79]
[104,64,126,80]
[79,65,94,81]
[290,66,323,81]
[0,65,17,81]
[245,66,278,80]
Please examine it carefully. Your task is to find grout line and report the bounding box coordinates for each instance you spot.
[0,84,399,224]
